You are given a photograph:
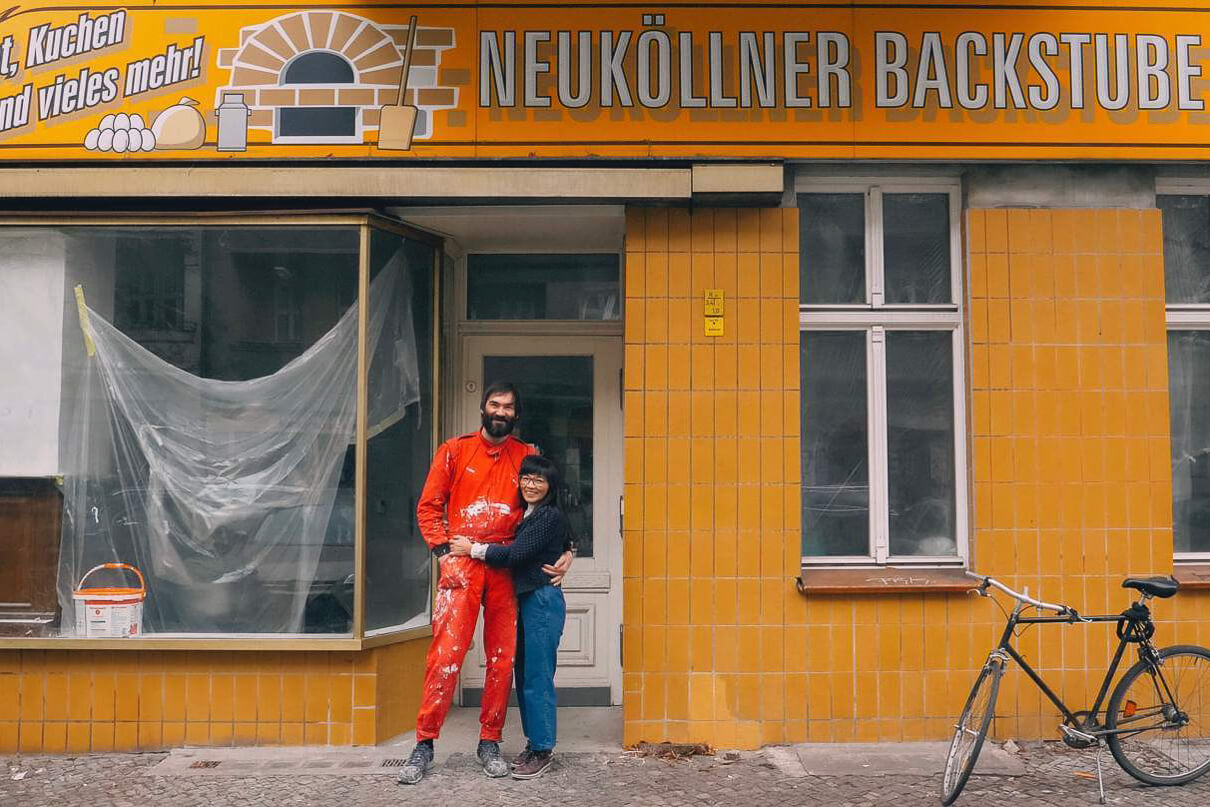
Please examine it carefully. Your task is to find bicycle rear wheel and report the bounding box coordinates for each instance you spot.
[940,657,1003,805]
[1106,644,1210,786]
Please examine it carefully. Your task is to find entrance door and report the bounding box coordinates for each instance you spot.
[459,335,623,705]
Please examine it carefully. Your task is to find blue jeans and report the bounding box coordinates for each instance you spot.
[515,585,566,752]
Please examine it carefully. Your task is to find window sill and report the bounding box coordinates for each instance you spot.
[797,566,972,595]
[0,624,432,651]
[1174,564,1210,590]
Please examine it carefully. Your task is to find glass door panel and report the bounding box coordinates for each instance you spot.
[481,355,595,557]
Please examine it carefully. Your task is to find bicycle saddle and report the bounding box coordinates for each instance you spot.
[1122,576,1179,598]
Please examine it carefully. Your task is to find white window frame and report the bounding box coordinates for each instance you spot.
[797,178,968,568]
[1156,179,1210,564]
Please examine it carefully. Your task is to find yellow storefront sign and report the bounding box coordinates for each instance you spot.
[3,1,1210,161]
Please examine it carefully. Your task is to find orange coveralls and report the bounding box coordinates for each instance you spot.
[414,430,535,742]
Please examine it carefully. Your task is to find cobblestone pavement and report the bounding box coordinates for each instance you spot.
[2,742,1209,807]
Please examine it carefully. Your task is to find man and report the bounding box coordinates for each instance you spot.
[398,381,572,785]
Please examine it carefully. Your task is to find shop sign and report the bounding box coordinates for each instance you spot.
[3,2,1210,161]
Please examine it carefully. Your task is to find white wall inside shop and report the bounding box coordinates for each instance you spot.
[0,230,119,477]
[0,232,66,475]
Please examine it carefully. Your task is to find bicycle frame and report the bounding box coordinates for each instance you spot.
[988,597,1171,737]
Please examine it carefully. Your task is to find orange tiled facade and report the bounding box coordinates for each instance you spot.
[3,206,1209,755]
[621,206,1210,749]
[966,209,1208,740]
[0,639,427,753]
[622,208,802,749]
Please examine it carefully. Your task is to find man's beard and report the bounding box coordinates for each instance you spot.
[481,412,516,438]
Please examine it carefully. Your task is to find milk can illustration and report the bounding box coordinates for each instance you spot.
[216,93,250,152]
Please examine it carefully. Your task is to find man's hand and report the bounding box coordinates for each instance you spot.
[449,536,473,557]
[542,550,574,587]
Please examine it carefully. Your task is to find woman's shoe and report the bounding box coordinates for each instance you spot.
[511,746,534,768]
[511,749,553,780]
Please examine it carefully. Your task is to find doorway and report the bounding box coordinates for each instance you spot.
[394,206,628,707]
[458,335,623,705]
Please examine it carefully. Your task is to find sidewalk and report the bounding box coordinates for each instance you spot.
[2,710,1207,807]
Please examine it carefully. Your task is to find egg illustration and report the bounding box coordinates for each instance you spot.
[114,113,130,131]
[84,129,100,150]
[98,129,114,151]
[126,128,142,152]
[99,113,115,131]
[140,129,156,151]
[130,114,145,130]
[112,128,129,153]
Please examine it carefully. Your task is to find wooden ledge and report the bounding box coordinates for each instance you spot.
[797,566,973,595]
[1174,564,1210,590]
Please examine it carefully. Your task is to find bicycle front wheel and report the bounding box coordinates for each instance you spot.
[1106,644,1210,786]
[940,657,1003,805]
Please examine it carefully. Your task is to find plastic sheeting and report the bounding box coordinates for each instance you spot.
[57,249,420,635]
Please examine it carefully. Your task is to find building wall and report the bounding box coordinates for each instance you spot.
[622,204,1208,750]
[0,638,428,753]
[968,208,1207,739]
[622,207,802,749]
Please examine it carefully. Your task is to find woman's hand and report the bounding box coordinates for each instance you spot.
[543,550,574,586]
[449,536,474,557]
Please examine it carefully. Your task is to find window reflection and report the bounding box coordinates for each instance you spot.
[467,254,620,320]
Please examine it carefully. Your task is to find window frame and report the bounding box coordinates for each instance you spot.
[463,252,623,323]
[1156,180,1210,564]
[797,178,969,568]
[0,211,442,650]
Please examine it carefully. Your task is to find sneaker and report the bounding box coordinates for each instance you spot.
[477,739,509,778]
[397,743,434,785]
[511,745,535,769]
[512,749,553,780]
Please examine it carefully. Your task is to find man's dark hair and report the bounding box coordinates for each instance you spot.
[480,381,521,416]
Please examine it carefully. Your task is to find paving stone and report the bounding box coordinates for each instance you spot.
[0,743,1208,807]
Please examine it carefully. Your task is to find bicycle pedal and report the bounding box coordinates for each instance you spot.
[1059,725,1099,749]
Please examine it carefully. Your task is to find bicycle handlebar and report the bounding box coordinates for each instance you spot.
[965,570,1072,615]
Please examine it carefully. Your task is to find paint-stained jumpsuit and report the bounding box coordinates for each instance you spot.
[414,430,535,742]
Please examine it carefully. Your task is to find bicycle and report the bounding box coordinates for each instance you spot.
[941,571,1210,805]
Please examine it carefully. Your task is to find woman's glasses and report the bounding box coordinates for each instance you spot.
[519,476,549,489]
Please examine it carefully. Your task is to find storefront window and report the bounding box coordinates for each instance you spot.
[800,194,866,305]
[0,217,436,641]
[799,182,965,566]
[1160,195,1210,305]
[801,331,869,556]
[1161,192,1210,561]
[1168,331,1210,556]
[364,228,437,632]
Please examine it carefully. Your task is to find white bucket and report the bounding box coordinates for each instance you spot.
[72,563,146,638]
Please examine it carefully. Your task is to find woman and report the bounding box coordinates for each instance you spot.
[450,454,572,780]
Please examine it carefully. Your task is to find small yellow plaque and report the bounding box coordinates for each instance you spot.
[704,317,724,337]
[704,288,725,317]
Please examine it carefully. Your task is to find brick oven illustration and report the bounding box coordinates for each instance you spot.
[215,11,458,146]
